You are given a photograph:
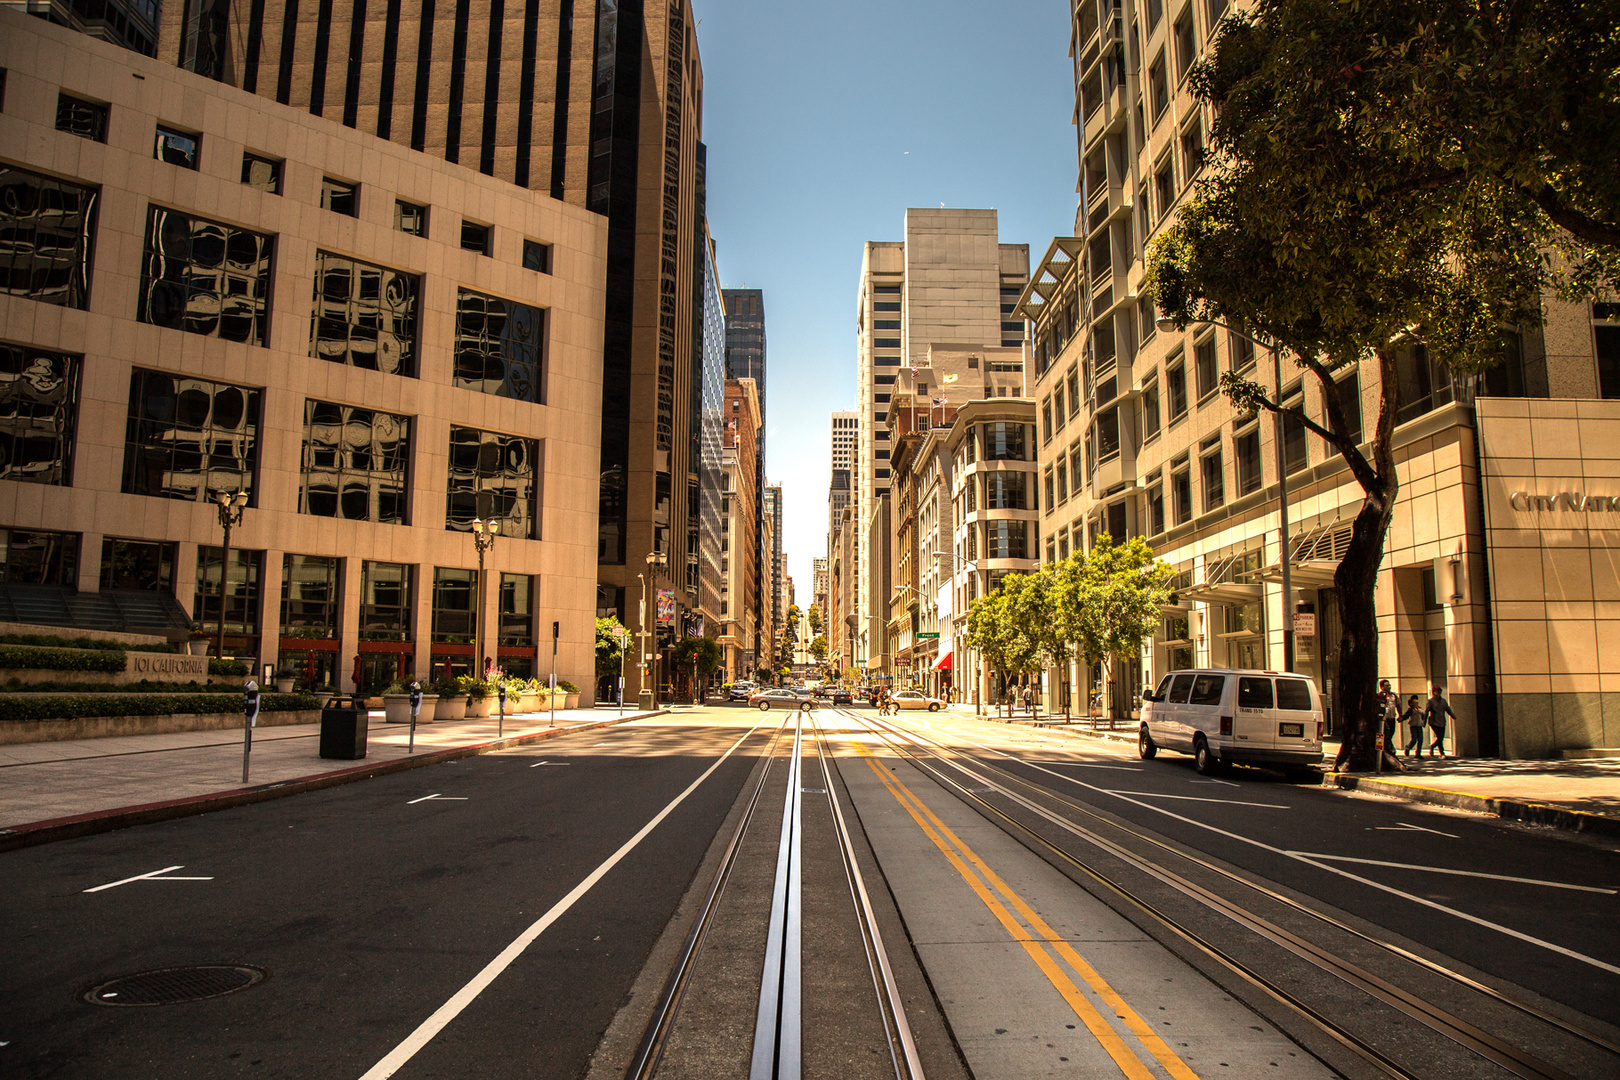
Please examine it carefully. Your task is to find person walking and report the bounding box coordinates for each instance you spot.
[1425,687,1456,756]
[1399,694,1424,755]
[1022,683,1034,716]
[1377,679,1398,754]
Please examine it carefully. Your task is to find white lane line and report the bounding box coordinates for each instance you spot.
[1291,853,1617,894]
[1191,777,1242,788]
[1375,822,1457,838]
[84,866,214,893]
[922,728,1620,978]
[1028,760,1141,771]
[359,714,770,1080]
[1105,789,1291,809]
[406,794,468,804]
[529,760,572,768]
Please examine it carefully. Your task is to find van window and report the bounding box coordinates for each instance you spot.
[1152,674,1174,700]
[1237,676,1274,709]
[1169,673,1196,702]
[1189,674,1226,705]
[1276,678,1313,711]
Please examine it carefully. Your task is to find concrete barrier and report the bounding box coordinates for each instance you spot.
[0,709,321,744]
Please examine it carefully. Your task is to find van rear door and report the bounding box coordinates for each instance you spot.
[1234,676,1278,750]
[1274,676,1320,753]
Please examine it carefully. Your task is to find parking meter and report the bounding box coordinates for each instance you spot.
[408,680,423,753]
[497,682,507,737]
[241,679,260,783]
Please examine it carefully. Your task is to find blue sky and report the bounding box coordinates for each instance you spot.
[693,0,1080,603]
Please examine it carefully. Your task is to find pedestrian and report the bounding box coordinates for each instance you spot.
[1377,679,1398,752]
[1425,686,1456,756]
[1400,694,1424,755]
[1022,684,1034,715]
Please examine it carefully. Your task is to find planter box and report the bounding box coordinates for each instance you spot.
[564,692,580,709]
[517,692,541,713]
[435,694,468,720]
[2,650,211,687]
[466,696,493,717]
[0,708,322,745]
[383,693,439,723]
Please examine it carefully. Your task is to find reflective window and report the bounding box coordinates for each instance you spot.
[396,200,428,236]
[321,177,358,216]
[121,369,260,503]
[194,546,262,637]
[981,422,1026,461]
[1237,676,1274,709]
[55,94,108,142]
[984,470,1026,510]
[1281,387,1308,473]
[241,153,282,194]
[461,220,490,254]
[360,560,412,641]
[1276,678,1314,711]
[0,343,79,484]
[1188,674,1226,706]
[0,528,78,584]
[1395,342,1456,424]
[180,0,232,80]
[281,553,340,638]
[446,426,538,539]
[431,567,476,643]
[300,400,410,524]
[984,519,1027,560]
[100,538,173,591]
[154,125,200,169]
[522,239,551,273]
[0,165,99,309]
[1235,425,1262,496]
[138,206,273,345]
[311,252,418,376]
[500,572,534,645]
[454,289,544,402]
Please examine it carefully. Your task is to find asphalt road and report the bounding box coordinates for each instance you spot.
[0,714,770,1080]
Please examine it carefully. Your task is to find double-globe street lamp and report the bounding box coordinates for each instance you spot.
[471,517,501,682]
[639,550,669,710]
[212,490,250,662]
[1157,316,1295,672]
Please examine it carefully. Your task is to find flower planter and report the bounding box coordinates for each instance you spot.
[275,677,295,694]
[564,692,580,710]
[435,694,468,720]
[383,694,438,723]
[315,692,334,708]
[466,696,493,717]
[517,692,541,714]
[187,638,210,655]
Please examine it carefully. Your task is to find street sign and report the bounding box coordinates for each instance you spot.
[1293,613,1316,636]
[916,632,940,639]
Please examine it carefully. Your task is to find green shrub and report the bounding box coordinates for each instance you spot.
[0,645,126,673]
[0,633,156,652]
[558,680,580,693]
[209,658,250,677]
[0,692,319,723]
[1,679,223,694]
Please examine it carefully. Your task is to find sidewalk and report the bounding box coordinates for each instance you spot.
[942,705,1620,840]
[0,705,667,850]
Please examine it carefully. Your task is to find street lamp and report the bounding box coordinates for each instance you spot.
[471,517,500,683]
[641,550,669,709]
[1158,316,1294,672]
[212,490,249,662]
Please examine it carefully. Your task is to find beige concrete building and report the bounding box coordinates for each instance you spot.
[719,377,761,681]
[0,12,606,692]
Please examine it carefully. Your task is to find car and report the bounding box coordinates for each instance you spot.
[748,688,808,710]
[1139,668,1324,775]
[831,688,852,705]
[727,682,757,702]
[890,689,944,712]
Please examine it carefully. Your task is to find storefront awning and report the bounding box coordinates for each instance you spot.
[1256,559,1340,589]
[1179,581,1263,605]
[934,650,953,671]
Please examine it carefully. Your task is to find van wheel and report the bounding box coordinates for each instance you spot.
[1138,726,1157,759]
[1194,737,1220,775]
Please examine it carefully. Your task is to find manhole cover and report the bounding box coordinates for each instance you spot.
[82,965,267,1006]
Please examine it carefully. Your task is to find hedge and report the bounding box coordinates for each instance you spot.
[2,679,229,695]
[0,693,320,723]
[0,645,126,674]
[0,633,160,652]
[210,658,250,677]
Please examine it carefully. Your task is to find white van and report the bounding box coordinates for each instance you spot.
[1139,668,1323,775]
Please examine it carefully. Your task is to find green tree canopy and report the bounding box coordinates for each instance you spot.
[595,617,630,679]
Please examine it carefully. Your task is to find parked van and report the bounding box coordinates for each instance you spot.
[1139,668,1324,775]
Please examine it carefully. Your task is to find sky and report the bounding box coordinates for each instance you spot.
[693,0,1081,606]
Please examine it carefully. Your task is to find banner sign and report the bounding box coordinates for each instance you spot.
[656,589,676,625]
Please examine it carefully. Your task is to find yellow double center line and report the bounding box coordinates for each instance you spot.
[851,736,1200,1080]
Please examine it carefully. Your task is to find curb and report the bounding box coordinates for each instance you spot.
[1329,773,1620,839]
[0,710,666,853]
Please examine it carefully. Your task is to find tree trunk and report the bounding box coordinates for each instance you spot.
[1330,349,1400,772]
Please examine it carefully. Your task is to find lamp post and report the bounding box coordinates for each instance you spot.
[644,550,668,708]
[472,517,500,686]
[212,490,249,662]
[1158,317,1294,672]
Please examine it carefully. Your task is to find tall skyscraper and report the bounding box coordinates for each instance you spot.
[11,0,159,56]
[723,288,766,421]
[854,209,1028,667]
[763,482,784,653]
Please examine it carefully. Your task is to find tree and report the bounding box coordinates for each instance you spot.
[965,577,1045,715]
[670,636,722,702]
[1054,537,1176,721]
[1145,0,1619,769]
[595,617,630,682]
[808,605,823,635]
[810,635,829,663]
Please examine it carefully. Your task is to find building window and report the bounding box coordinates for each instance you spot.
[1336,370,1363,443]
[0,528,79,585]
[1395,342,1455,424]
[1235,424,1262,496]
[1155,157,1176,220]
[121,369,260,503]
[300,400,411,524]
[985,520,1027,560]
[446,426,539,539]
[1200,437,1224,511]
[454,289,545,402]
[985,470,1026,510]
[1145,0,1163,29]
[1194,335,1219,401]
[1175,14,1197,78]
[1041,400,1053,442]
[396,200,428,237]
[1053,383,1067,429]
[194,547,262,639]
[1229,331,1255,372]
[100,537,173,592]
[311,252,419,376]
[137,206,273,345]
[0,165,99,308]
[56,94,108,142]
[873,337,902,348]
[1096,407,1120,462]
[1147,483,1166,535]
[461,220,491,254]
[982,422,1026,461]
[1166,359,1188,420]
[281,553,341,639]
[1282,386,1308,473]
[1141,380,1161,441]
[154,124,201,169]
[1044,469,1055,509]
[241,153,282,194]
[522,239,552,273]
[500,572,534,644]
[1180,121,1205,180]
[1056,458,1069,503]
[360,560,412,640]
[1597,326,1620,399]
[1171,457,1192,525]
[180,0,232,79]
[1149,52,1169,120]
[321,177,359,216]
[0,343,79,485]
[431,567,476,643]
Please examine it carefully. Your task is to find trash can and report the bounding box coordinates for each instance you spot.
[320,695,368,759]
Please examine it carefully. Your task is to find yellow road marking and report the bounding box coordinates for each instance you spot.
[851,738,1201,1080]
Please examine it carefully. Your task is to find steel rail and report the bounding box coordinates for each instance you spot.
[809,711,926,1080]
[850,710,1605,1080]
[624,717,789,1080]
[750,714,804,1080]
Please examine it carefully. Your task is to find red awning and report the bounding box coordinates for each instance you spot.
[933,651,952,671]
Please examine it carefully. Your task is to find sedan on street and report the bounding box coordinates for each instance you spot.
[890,689,945,712]
[749,688,808,710]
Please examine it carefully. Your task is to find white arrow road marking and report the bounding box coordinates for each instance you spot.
[407,794,468,804]
[529,760,572,768]
[1106,790,1291,809]
[1292,853,1616,893]
[1375,821,1458,838]
[85,866,214,893]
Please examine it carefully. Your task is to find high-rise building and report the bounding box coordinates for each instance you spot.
[855,208,1028,671]
[692,213,726,639]
[763,482,783,654]
[8,0,159,56]
[723,288,766,421]
[720,378,761,680]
